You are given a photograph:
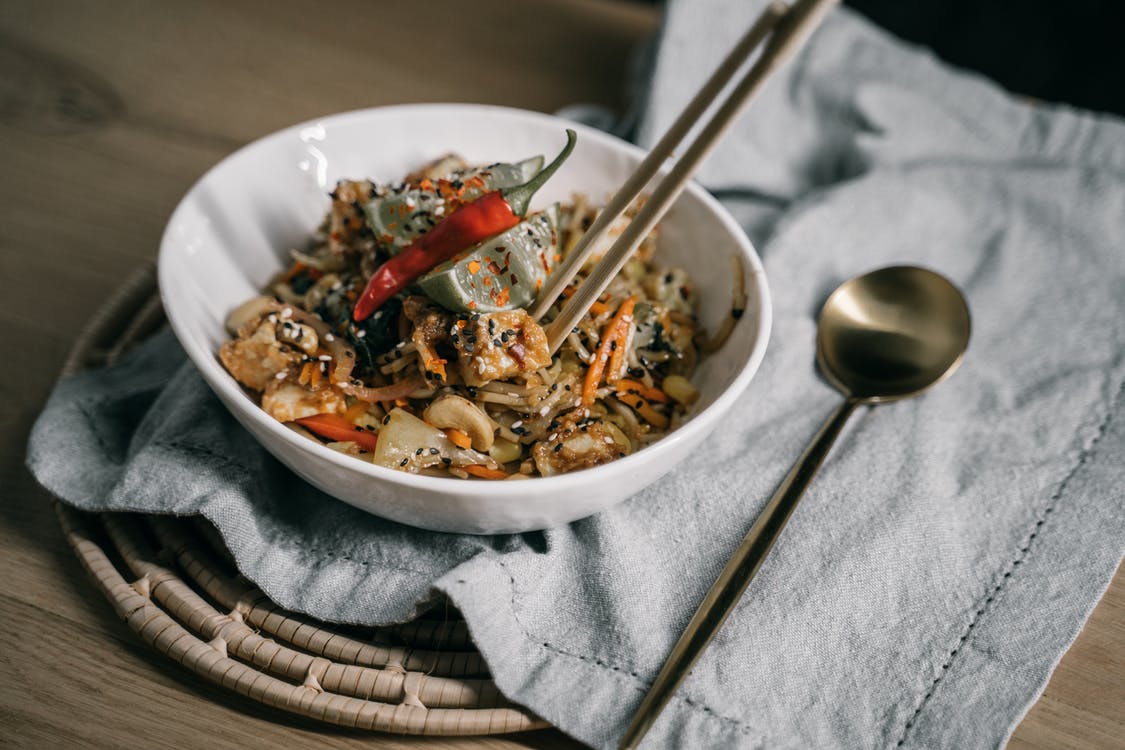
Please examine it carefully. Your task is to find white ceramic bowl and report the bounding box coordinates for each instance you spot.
[159,104,770,534]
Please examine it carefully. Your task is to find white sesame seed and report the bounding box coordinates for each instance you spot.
[317,355,331,361]
[274,371,287,380]
[325,333,335,342]
[511,420,523,429]
[356,330,366,338]
[548,433,557,441]
[280,308,293,319]
[603,436,615,444]
[539,405,550,416]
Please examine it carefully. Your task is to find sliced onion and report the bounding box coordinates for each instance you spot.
[698,254,747,354]
[340,375,424,403]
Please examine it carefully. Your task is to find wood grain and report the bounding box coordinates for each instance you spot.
[1,1,1121,748]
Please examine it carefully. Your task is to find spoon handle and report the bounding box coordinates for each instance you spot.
[619,396,861,750]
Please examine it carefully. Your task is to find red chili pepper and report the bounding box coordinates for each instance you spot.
[295,413,379,452]
[353,129,576,321]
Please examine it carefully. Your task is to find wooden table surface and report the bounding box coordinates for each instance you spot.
[1,2,1121,748]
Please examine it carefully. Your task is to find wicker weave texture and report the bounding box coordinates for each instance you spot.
[53,265,547,736]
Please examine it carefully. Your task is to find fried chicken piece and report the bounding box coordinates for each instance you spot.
[219,317,303,391]
[453,310,551,387]
[261,379,345,422]
[402,296,456,381]
[531,410,629,476]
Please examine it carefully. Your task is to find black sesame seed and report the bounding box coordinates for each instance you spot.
[553,444,563,453]
[399,458,409,467]
[731,308,745,320]
[415,448,423,455]
[382,415,391,425]
[429,447,440,455]
[441,457,452,465]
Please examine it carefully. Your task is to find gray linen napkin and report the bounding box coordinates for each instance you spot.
[28,2,1125,747]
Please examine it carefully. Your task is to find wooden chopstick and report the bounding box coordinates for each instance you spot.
[609,5,842,749]
[538,0,838,358]
[528,1,786,324]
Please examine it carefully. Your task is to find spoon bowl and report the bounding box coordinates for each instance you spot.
[817,266,971,401]
[621,265,970,750]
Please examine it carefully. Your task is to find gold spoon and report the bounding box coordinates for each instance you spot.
[619,265,971,749]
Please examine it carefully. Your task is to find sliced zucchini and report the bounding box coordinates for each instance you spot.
[415,204,559,314]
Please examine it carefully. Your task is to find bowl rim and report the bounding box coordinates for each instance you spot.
[158,102,772,499]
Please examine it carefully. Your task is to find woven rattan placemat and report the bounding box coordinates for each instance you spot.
[52,265,546,736]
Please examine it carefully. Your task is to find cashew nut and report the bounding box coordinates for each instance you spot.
[422,394,495,451]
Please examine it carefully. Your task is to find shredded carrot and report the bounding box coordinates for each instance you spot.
[467,260,481,275]
[615,379,670,403]
[394,397,410,408]
[310,365,322,388]
[463,464,507,480]
[617,392,670,429]
[298,362,314,385]
[444,428,472,450]
[562,285,609,315]
[581,295,637,406]
[296,413,379,452]
[605,315,634,385]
